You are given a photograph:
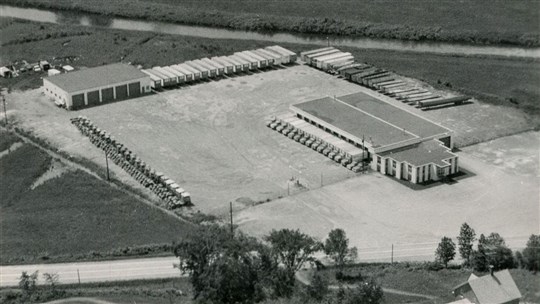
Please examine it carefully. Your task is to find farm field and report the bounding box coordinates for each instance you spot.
[0,135,194,264]
[235,131,539,261]
[2,0,539,46]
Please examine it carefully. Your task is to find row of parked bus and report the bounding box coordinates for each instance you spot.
[71,116,191,210]
[301,47,470,109]
[300,47,355,72]
[141,45,297,89]
[267,116,366,173]
[338,63,469,109]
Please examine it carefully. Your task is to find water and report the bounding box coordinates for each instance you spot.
[2,5,539,59]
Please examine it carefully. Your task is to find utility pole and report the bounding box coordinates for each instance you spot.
[105,151,110,181]
[327,36,329,47]
[320,172,323,187]
[391,244,394,264]
[229,202,234,236]
[2,91,7,126]
[287,183,290,196]
[77,269,81,285]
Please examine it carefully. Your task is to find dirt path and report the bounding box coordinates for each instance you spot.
[2,126,194,225]
[43,297,118,304]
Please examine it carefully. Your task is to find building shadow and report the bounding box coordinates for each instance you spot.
[420,101,474,111]
[387,167,476,191]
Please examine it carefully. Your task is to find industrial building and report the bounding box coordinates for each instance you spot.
[43,63,152,110]
[272,91,458,184]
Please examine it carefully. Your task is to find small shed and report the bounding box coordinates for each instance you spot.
[62,65,75,72]
[0,66,13,78]
[47,68,61,76]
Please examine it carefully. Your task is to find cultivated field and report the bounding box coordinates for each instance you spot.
[0,137,194,264]
[235,131,540,261]
[4,0,539,45]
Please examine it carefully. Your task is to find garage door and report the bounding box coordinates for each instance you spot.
[128,82,141,97]
[71,94,85,109]
[87,90,100,105]
[115,84,128,100]
[101,87,114,103]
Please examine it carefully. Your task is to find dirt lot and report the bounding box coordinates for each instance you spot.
[5,64,535,217]
[235,131,539,262]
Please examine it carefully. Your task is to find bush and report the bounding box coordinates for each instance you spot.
[336,269,363,283]
[424,261,444,271]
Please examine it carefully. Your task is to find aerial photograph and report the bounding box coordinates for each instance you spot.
[0,0,538,303]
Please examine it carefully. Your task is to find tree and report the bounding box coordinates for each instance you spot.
[304,273,329,302]
[435,236,456,268]
[343,279,384,304]
[457,223,476,266]
[18,271,38,299]
[324,228,358,272]
[521,234,540,272]
[43,272,60,295]
[473,233,514,271]
[174,224,265,303]
[264,229,322,281]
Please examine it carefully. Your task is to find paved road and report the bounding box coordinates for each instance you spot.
[0,256,182,287]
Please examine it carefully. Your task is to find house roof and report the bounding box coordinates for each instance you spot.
[293,96,417,148]
[454,270,522,304]
[45,63,148,93]
[379,139,455,167]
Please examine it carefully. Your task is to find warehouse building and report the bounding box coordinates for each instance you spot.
[43,63,152,110]
[284,91,458,184]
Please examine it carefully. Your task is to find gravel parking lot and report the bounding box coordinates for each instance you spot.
[5,64,536,225]
[235,131,539,261]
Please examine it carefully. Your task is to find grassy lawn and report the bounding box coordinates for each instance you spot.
[0,137,194,264]
[2,0,539,46]
[0,129,22,151]
[0,277,194,304]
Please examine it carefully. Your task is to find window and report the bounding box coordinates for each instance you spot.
[377,156,381,164]
[439,167,446,176]
[408,164,412,172]
[392,160,396,168]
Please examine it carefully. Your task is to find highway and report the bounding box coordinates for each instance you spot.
[0,256,182,287]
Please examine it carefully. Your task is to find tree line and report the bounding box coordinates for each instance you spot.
[435,222,539,272]
[174,224,382,304]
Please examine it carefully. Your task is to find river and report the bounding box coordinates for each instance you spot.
[1,5,539,59]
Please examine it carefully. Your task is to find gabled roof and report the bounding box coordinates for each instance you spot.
[45,63,148,93]
[454,270,521,304]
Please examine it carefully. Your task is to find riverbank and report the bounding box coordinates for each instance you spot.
[2,0,539,47]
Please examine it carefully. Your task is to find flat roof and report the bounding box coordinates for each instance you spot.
[338,92,450,139]
[294,96,416,147]
[45,63,148,93]
[379,140,455,167]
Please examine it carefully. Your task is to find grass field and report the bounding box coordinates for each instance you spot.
[0,137,194,264]
[0,129,21,151]
[310,265,540,303]
[2,0,539,46]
